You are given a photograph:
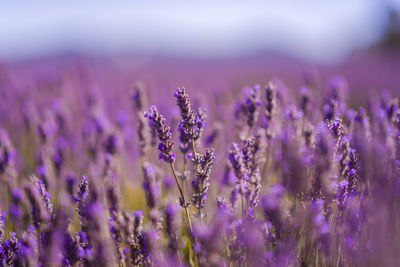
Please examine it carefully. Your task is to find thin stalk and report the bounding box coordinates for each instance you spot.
[177,250,183,265]
[191,140,199,170]
[183,153,188,173]
[241,194,245,219]
[182,153,187,195]
[336,245,342,267]
[169,163,193,232]
[37,229,41,256]
[120,250,127,267]
[191,140,203,218]
[191,140,200,173]
[170,157,199,267]
[261,144,271,182]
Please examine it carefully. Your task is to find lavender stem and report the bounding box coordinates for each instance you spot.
[190,139,203,218]
[169,163,193,232]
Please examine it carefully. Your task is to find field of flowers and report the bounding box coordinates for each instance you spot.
[0,59,399,267]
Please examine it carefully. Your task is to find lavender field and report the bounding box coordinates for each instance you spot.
[1,2,400,265]
[0,56,398,267]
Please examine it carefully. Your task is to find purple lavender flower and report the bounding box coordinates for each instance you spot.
[236,85,262,129]
[327,117,344,142]
[261,184,285,239]
[384,97,399,123]
[300,85,312,116]
[0,231,20,266]
[265,82,277,131]
[35,178,53,215]
[0,212,5,241]
[0,129,15,175]
[191,148,215,213]
[164,203,181,257]
[103,133,119,155]
[281,124,311,197]
[395,110,400,132]
[19,225,38,266]
[323,76,348,120]
[9,188,24,233]
[105,168,125,264]
[144,106,176,163]
[84,201,117,266]
[193,107,207,141]
[137,113,151,156]
[125,210,145,265]
[36,111,57,145]
[221,162,236,187]
[312,122,336,198]
[39,204,71,266]
[174,87,206,153]
[25,176,52,231]
[204,121,222,146]
[130,81,148,112]
[174,87,195,144]
[76,176,90,231]
[106,173,122,216]
[193,207,230,267]
[241,132,266,208]
[133,210,144,236]
[142,162,161,210]
[339,137,359,193]
[229,142,247,181]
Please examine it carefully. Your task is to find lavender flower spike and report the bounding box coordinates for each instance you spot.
[164,203,181,261]
[0,212,5,241]
[144,106,176,163]
[242,85,262,128]
[229,142,247,181]
[174,87,206,153]
[265,81,277,129]
[76,175,90,231]
[142,162,161,210]
[191,148,215,214]
[174,87,195,143]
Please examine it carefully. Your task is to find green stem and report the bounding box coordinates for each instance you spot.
[170,163,200,265]
[191,139,203,218]
[169,163,193,232]
[177,250,183,265]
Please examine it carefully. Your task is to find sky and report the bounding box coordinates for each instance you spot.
[0,0,398,64]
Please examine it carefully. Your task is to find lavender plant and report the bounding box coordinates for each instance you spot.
[0,66,399,267]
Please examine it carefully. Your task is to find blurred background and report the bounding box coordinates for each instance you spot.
[1,0,400,62]
[0,0,399,97]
